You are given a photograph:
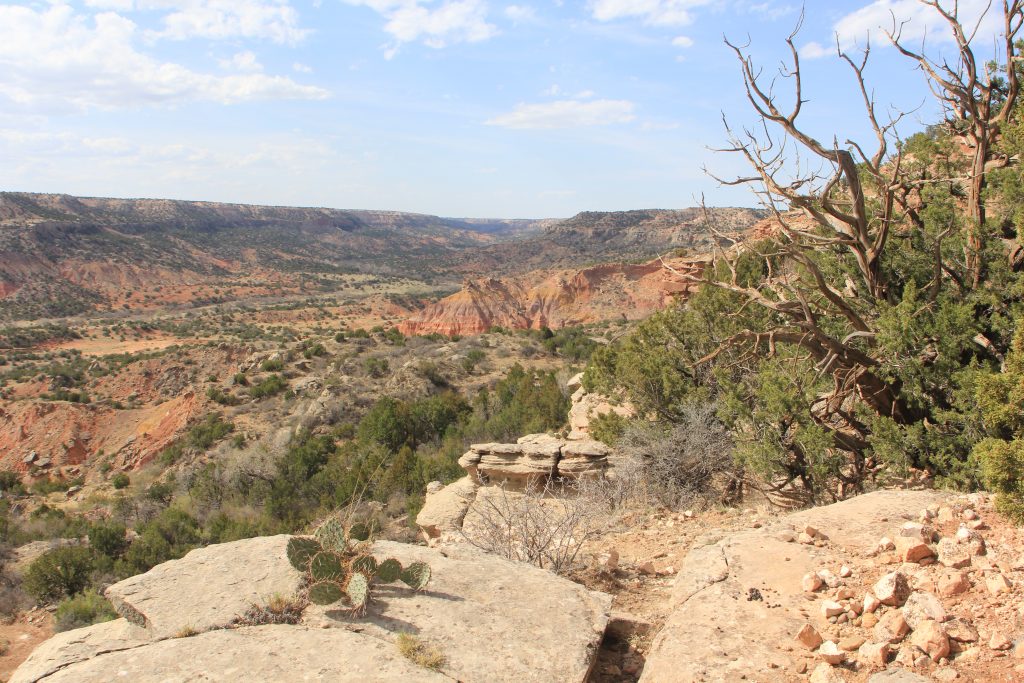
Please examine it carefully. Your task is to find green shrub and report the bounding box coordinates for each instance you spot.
[53,590,118,632]
[111,474,130,490]
[88,523,128,559]
[261,358,284,372]
[250,374,287,399]
[23,546,95,602]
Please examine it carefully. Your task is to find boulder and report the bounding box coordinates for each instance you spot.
[873,610,910,644]
[105,535,301,638]
[17,536,611,683]
[901,591,946,630]
[416,476,478,539]
[873,571,911,606]
[15,626,449,683]
[937,538,971,569]
[639,490,949,682]
[909,619,949,661]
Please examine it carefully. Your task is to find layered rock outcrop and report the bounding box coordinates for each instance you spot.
[398,257,704,337]
[458,434,611,488]
[13,535,611,683]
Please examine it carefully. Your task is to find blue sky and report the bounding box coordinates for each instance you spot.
[0,1,1006,217]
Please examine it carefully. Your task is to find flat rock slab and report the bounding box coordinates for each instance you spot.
[10,618,151,683]
[304,540,612,683]
[104,534,301,638]
[20,625,450,683]
[640,490,950,683]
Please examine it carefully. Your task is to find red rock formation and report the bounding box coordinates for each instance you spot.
[398,257,705,337]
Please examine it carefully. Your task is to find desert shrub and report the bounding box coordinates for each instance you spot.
[461,349,486,373]
[261,358,284,372]
[973,319,1024,521]
[206,387,239,406]
[363,357,389,378]
[87,523,128,559]
[31,477,83,496]
[232,372,248,386]
[613,404,737,508]
[23,546,95,602]
[0,471,24,495]
[111,474,130,490]
[188,413,234,450]
[589,411,628,446]
[302,342,326,359]
[461,480,609,575]
[250,374,287,399]
[117,508,201,577]
[53,589,118,632]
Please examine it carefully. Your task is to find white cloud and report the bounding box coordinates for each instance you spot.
[292,61,313,72]
[802,0,1002,59]
[0,5,328,111]
[504,4,536,23]
[589,0,713,27]
[672,35,693,47]
[85,0,136,10]
[145,1,310,45]
[485,98,636,129]
[220,51,263,72]
[344,0,498,55]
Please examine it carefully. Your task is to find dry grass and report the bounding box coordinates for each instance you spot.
[396,633,446,671]
[234,593,305,626]
[174,625,199,638]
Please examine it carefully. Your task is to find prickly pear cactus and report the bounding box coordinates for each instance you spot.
[286,518,431,617]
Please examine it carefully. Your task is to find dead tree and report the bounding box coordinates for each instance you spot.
[890,0,1024,287]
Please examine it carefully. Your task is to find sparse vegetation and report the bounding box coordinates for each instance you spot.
[396,633,446,671]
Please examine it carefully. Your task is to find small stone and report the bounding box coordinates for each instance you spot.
[937,571,970,597]
[597,549,619,573]
[803,573,824,592]
[683,510,693,518]
[637,561,657,576]
[967,519,986,530]
[857,641,890,667]
[988,632,1012,651]
[817,640,846,665]
[799,532,816,544]
[895,536,934,563]
[794,660,808,674]
[839,565,852,578]
[838,635,865,652]
[777,530,797,543]
[937,506,956,523]
[876,536,896,552]
[803,524,818,538]
[796,623,824,650]
[937,538,971,569]
[863,593,881,614]
[861,612,879,628]
[874,571,912,606]
[901,591,946,630]
[817,569,841,588]
[986,572,1011,596]
[943,617,978,643]
[809,662,846,683]
[821,600,845,618]
[933,668,959,682]
[910,619,950,662]
[899,521,931,540]
[873,610,910,644]
[955,527,986,555]
[961,509,978,521]
[836,587,855,600]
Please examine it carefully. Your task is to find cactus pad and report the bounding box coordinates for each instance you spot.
[310,551,346,582]
[287,537,322,571]
[375,558,402,583]
[314,518,348,552]
[346,572,370,612]
[347,521,372,542]
[308,580,344,605]
[400,562,431,590]
[351,554,378,575]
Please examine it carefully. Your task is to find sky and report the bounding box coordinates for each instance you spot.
[0,0,1011,217]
